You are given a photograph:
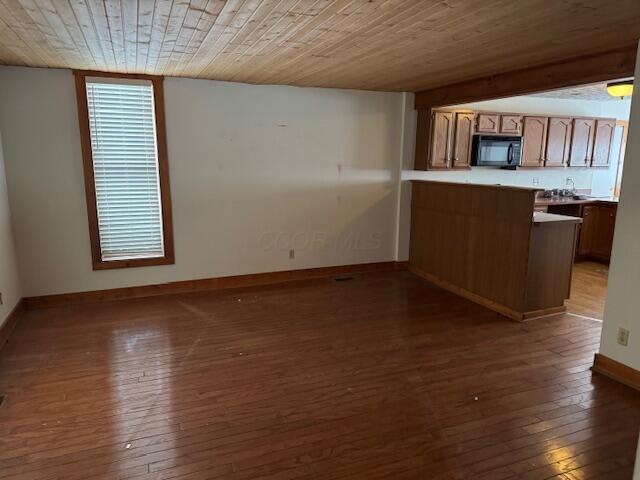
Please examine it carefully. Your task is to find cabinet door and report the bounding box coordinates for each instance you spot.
[591,119,615,167]
[578,205,597,255]
[592,206,616,259]
[500,115,522,135]
[545,117,572,166]
[452,113,474,169]
[569,118,595,167]
[521,116,547,167]
[429,111,453,169]
[476,113,499,134]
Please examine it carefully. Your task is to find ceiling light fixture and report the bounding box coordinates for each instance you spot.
[606,80,634,99]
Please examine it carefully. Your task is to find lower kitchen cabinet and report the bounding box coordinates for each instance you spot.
[578,204,616,261]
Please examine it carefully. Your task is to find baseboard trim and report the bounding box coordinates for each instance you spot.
[593,353,640,391]
[0,299,24,352]
[521,306,567,321]
[25,261,409,309]
[408,264,565,321]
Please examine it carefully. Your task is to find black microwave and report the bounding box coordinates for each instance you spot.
[472,135,522,167]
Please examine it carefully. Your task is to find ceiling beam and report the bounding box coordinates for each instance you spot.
[414,45,638,109]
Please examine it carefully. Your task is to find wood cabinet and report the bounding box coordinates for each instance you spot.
[594,206,616,260]
[578,206,597,256]
[545,117,572,166]
[500,114,522,135]
[428,111,454,169]
[591,118,615,167]
[521,116,547,166]
[578,204,616,261]
[410,181,579,321]
[569,118,595,167]
[476,113,499,133]
[475,112,521,135]
[414,108,616,171]
[452,112,474,169]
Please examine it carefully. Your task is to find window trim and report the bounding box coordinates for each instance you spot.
[74,70,175,271]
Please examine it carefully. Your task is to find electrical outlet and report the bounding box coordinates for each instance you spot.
[289,249,295,259]
[617,328,630,347]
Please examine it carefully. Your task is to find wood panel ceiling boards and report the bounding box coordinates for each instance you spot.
[0,1,639,91]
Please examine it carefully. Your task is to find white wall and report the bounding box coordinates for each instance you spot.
[0,130,21,324]
[635,437,640,480]
[0,66,404,297]
[396,94,418,262]
[599,45,640,372]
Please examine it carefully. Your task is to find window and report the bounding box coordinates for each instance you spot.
[75,71,174,270]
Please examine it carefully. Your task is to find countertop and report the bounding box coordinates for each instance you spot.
[532,212,583,224]
[534,196,619,207]
[410,179,543,193]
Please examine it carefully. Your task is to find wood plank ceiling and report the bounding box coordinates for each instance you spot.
[0,0,639,92]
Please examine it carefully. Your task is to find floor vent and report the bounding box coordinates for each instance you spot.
[334,276,355,282]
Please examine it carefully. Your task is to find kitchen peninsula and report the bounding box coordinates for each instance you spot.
[534,194,618,262]
[409,180,581,321]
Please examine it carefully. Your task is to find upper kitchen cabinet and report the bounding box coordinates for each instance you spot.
[428,110,454,169]
[452,112,475,169]
[413,107,618,171]
[569,118,595,167]
[475,112,522,135]
[476,113,500,134]
[591,118,615,167]
[521,116,548,167]
[545,117,572,167]
[500,115,523,135]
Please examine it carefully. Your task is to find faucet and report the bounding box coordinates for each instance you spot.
[565,177,576,195]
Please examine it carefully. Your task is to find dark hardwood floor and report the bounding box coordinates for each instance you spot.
[0,271,638,479]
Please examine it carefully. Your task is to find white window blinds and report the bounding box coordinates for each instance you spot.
[86,79,165,261]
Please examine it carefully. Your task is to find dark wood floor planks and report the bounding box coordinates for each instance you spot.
[0,271,638,479]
